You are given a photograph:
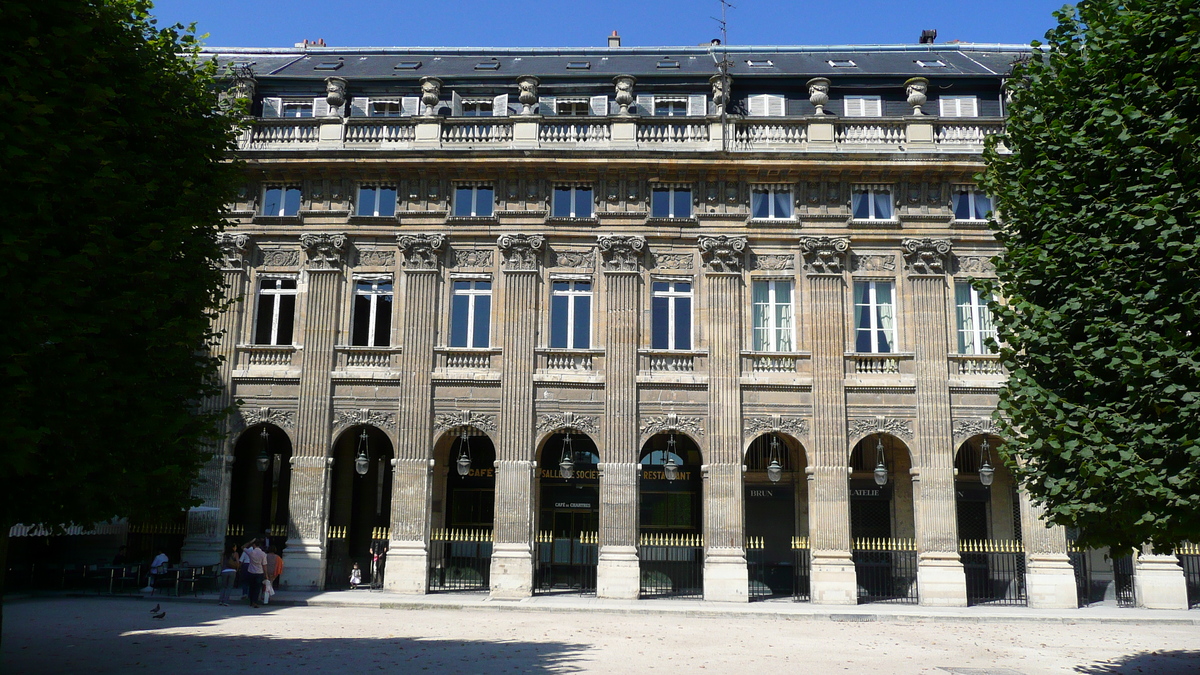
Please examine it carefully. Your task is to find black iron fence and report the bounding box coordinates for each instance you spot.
[1178,543,1200,609]
[1068,545,1090,606]
[959,539,1027,606]
[427,528,492,592]
[745,536,810,601]
[535,531,597,594]
[1113,553,1137,608]
[852,538,918,604]
[793,537,811,602]
[639,533,703,599]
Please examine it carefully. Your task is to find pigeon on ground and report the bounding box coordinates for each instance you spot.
[150,604,161,613]
[152,611,166,619]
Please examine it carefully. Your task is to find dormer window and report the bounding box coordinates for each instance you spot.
[314,61,343,71]
[394,60,422,70]
[475,60,501,70]
[745,60,774,68]
[916,60,947,68]
[827,59,857,68]
[566,61,591,70]
[657,59,680,69]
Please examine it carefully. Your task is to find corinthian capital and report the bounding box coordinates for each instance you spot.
[799,236,850,275]
[497,233,545,272]
[216,233,250,270]
[698,235,747,274]
[397,233,446,270]
[902,238,952,275]
[597,235,646,273]
[300,233,347,270]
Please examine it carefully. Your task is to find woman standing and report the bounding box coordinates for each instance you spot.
[218,546,240,607]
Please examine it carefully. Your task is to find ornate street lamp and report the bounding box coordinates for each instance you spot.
[873,437,888,487]
[455,432,473,477]
[354,428,370,476]
[559,431,576,480]
[978,437,995,487]
[664,433,680,482]
[256,427,271,473]
[767,434,783,483]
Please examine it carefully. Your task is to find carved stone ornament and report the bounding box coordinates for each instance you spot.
[497,233,546,271]
[640,413,705,438]
[259,248,300,268]
[419,76,442,116]
[847,417,913,441]
[433,409,497,434]
[851,254,896,273]
[551,249,596,269]
[216,233,250,270]
[333,408,397,431]
[613,75,636,115]
[598,235,646,272]
[743,415,809,439]
[536,411,600,435]
[454,249,494,268]
[952,418,999,442]
[799,236,850,275]
[904,76,928,115]
[238,406,296,430]
[220,75,257,115]
[355,249,395,268]
[958,256,997,275]
[902,238,953,275]
[807,77,831,115]
[750,253,795,272]
[652,252,694,270]
[397,233,446,270]
[324,77,347,115]
[698,235,748,273]
[300,233,348,269]
[516,75,539,115]
[709,74,729,114]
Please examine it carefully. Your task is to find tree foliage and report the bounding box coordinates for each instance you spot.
[0,0,239,536]
[982,0,1200,551]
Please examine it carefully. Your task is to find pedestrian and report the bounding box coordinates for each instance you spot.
[244,540,269,608]
[349,562,362,589]
[238,543,252,600]
[262,547,280,605]
[218,546,240,606]
[142,548,169,593]
[112,545,129,566]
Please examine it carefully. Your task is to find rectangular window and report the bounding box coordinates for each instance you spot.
[551,186,594,218]
[940,95,979,118]
[369,100,402,117]
[651,187,692,219]
[461,101,493,117]
[747,94,786,117]
[549,281,592,349]
[449,280,492,348]
[281,101,313,118]
[653,98,688,117]
[453,186,494,217]
[351,278,393,347]
[556,100,590,116]
[750,186,793,220]
[844,95,882,117]
[651,280,692,350]
[356,186,397,217]
[956,283,996,355]
[262,186,302,217]
[854,281,896,353]
[254,278,298,346]
[952,187,993,221]
[752,280,795,352]
[851,186,893,221]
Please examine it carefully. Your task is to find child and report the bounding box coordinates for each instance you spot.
[349,562,362,589]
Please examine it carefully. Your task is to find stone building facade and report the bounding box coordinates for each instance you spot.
[179,41,1193,609]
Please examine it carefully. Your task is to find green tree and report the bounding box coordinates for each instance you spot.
[982,0,1200,552]
[0,0,240,636]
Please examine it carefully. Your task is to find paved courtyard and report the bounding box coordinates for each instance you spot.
[2,596,1199,674]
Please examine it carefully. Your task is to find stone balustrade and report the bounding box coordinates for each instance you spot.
[536,348,602,372]
[237,344,297,368]
[639,349,707,374]
[948,353,1006,377]
[435,347,500,371]
[845,352,915,376]
[335,346,403,369]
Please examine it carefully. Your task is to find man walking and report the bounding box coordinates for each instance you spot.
[245,540,269,608]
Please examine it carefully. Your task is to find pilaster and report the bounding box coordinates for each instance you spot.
[799,237,857,604]
[1018,490,1079,608]
[489,233,544,598]
[1135,548,1189,609]
[596,235,645,598]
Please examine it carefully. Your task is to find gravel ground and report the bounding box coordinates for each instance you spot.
[3,597,1199,674]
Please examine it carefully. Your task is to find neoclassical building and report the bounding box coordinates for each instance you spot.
[177,38,1194,609]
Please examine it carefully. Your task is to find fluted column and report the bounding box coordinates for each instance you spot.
[386,234,445,592]
[799,237,856,604]
[182,234,251,565]
[1018,490,1080,608]
[698,236,748,602]
[904,239,966,606]
[595,235,645,598]
[489,233,544,598]
[287,233,347,589]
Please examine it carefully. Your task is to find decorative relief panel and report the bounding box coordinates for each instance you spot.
[952,418,999,441]
[332,408,397,431]
[750,253,795,271]
[652,252,694,270]
[902,238,952,275]
[259,248,300,268]
[851,254,896,273]
[799,236,850,275]
[453,249,493,269]
[535,412,600,435]
[497,233,545,271]
[217,233,250,270]
[743,415,809,439]
[639,413,705,438]
[355,249,395,268]
[433,410,498,433]
[957,256,997,275]
[397,233,445,270]
[551,249,596,269]
[300,233,347,269]
[698,235,747,273]
[847,417,913,441]
[236,406,296,430]
[598,235,646,272]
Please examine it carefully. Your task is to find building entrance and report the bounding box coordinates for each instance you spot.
[536,432,599,594]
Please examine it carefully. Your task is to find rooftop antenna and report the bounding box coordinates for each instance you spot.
[710,0,735,152]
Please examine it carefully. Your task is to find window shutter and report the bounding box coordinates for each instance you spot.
[940,97,957,117]
[451,90,463,117]
[864,97,881,117]
[589,95,608,116]
[262,97,282,118]
[636,94,654,116]
[767,94,786,117]
[492,94,509,117]
[350,97,369,117]
[748,95,767,117]
[687,94,707,117]
[401,96,420,116]
[960,96,978,117]
[844,97,863,117]
[539,95,557,116]
[314,97,331,118]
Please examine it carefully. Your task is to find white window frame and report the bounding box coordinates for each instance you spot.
[650,186,693,219]
[450,279,492,348]
[549,278,593,349]
[551,185,594,218]
[752,279,795,353]
[280,99,314,118]
[652,97,689,117]
[453,185,495,218]
[255,276,298,346]
[939,95,979,118]
[556,99,590,116]
[747,94,786,117]
[952,186,992,221]
[956,283,996,355]
[369,99,403,117]
[854,280,897,354]
[851,185,895,221]
[844,95,882,117]
[356,185,397,217]
[651,278,693,351]
[352,276,393,347]
[750,185,794,220]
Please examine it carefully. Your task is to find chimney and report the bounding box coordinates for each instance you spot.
[608,31,621,48]
[920,29,937,44]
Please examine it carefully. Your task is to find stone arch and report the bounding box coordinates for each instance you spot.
[325,424,395,588]
[953,433,1018,542]
[228,423,293,549]
[847,433,917,544]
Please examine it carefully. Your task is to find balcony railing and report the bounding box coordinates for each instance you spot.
[242,119,321,148]
[949,353,1006,377]
[845,352,915,376]
[936,120,1005,145]
[639,349,707,374]
[335,346,402,369]
[538,120,612,145]
[344,119,417,144]
[536,348,603,373]
[636,121,710,144]
[740,351,812,376]
[237,344,297,368]
[435,347,500,371]
[732,119,808,148]
[441,120,514,144]
[835,120,906,146]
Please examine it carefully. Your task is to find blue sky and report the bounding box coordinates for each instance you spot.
[152,0,1070,49]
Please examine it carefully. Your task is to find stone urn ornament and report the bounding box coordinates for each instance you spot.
[419,76,442,116]
[516,75,539,115]
[905,77,929,115]
[807,77,830,115]
[613,75,636,116]
[324,77,347,116]
[709,74,730,115]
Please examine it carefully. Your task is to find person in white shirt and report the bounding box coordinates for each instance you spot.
[143,549,169,593]
[244,540,269,608]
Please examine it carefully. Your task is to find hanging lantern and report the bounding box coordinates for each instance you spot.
[256,427,271,473]
[664,433,680,482]
[559,432,576,480]
[978,437,995,487]
[873,437,888,487]
[354,428,370,476]
[767,434,783,483]
[455,432,473,477]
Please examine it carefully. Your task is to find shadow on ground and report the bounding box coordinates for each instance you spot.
[1076,650,1200,674]
[2,598,590,674]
